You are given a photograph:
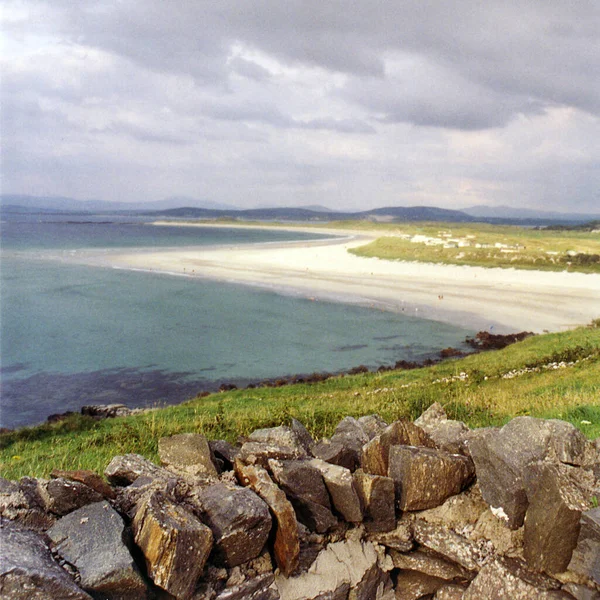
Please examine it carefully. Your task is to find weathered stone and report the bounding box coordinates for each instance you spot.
[210,440,240,470]
[350,563,394,600]
[269,459,337,533]
[193,481,272,567]
[415,403,472,455]
[291,418,315,453]
[0,519,92,599]
[361,420,436,477]
[415,402,449,427]
[45,478,104,516]
[562,582,600,600]
[240,441,307,467]
[523,461,592,574]
[390,549,473,582]
[0,478,55,532]
[357,414,388,440]
[353,469,395,533]
[48,501,147,600]
[50,469,116,500]
[328,417,370,471]
[133,491,212,599]
[215,573,277,599]
[394,570,447,600]
[568,507,600,585]
[433,584,467,599]
[81,403,133,418]
[312,439,356,471]
[309,458,363,523]
[368,519,413,552]
[275,539,379,600]
[468,417,593,529]
[463,557,570,599]
[104,453,170,486]
[471,509,524,558]
[235,461,300,577]
[19,476,51,511]
[158,432,219,478]
[418,484,488,530]
[412,520,486,572]
[388,445,474,511]
[248,426,308,455]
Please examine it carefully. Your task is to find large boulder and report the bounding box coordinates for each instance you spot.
[158,433,219,478]
[523,461,593,574]
[388,445,474,511]
[268,459,337,533]
[0,519,92,599]
[48,501,147,600]
[468,417,594,529]
[361,420,436,477]
[235,461,300,577]
[192,482,272,567]
[133,491,212,599]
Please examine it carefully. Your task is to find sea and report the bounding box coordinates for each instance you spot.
[0,213,475,429]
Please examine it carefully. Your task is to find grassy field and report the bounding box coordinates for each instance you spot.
[343,221,600,273]
[2,323,599,480]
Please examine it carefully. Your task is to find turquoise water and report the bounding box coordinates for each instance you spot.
[1,214,475,428]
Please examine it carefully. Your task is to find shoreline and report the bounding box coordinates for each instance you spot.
[60,221,600,334]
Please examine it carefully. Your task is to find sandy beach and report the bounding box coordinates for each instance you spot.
[89,223,599,334]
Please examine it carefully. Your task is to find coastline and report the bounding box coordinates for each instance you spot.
[85,222,600,334]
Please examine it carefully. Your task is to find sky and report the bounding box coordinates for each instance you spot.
[1,1,599,212]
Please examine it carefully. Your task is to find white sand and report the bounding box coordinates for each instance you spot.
[86,223,600,334]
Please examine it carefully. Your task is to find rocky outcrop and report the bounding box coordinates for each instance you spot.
[2,410,599,599]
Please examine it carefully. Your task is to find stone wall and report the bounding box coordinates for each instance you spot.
[1,404,599,599]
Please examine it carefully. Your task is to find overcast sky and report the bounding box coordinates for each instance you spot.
[2,1,599,212]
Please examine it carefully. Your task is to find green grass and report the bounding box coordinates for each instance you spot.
[342,221,600,273]
[2,324,599,480]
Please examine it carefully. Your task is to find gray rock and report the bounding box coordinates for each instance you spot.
[48,501,147,600]
[562,582,600,600]
[309,458,363,523]
[390,549,474,582]
[239,441,308,467]
[368,521,413,552]
[463,557,570,599]
[356,414,388,440]
[248,426,308,455]
[210,440,241,470]
[329,417,370,471]
[0,478,55,532]
[193,481,272,567]
[215,573,277,600]
[353,469,395,533]
[45,478,104,516]
[291,418,316,453]
[269,459,337,533]
[312,439,357,471]
[394,570,447,600]
[235,462,300,577]
[568,507,600,585]
[434,584,468,599]
[415,402,449,427]
[81,403,134,418]
[350,562,394,600]
[417,484,489,530]
[0,519,92,599]
[388,445,475,511]
[158,432,219,478]
[104,453,171,486]
[50,469,116,500]
[523,461,592,574]
[546,419,593,466]
[361,420,436,477]
[133,491,212,599]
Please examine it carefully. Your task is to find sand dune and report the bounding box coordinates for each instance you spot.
[87,223,600,334]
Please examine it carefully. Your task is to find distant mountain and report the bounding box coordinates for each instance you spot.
[464,204,600,222]
[0,194,238,213]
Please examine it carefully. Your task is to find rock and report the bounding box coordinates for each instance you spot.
[269,459,337,533]
[361,420,436,477]
[0,478,55,532]
[463,557,571,599]
[417,484,488,530]
[468,417,593,529]
[192,481,272,567]
[312,439,357,471]
[309,458,363,523]
[50,469,116,500]
[390,549,474,582]
[562,582,600,600]
[415,402,449,427]
[158,432,219,478]
[357,414,388,440]
[568,507,600,585]
[274,538,380,600]
[350,562,394,600]
[291,419,315,453]
[353,469,396,533]
[81,403,133,418]
[471,509,524,558]
[104,453,171,486]
[368,521,413,552]
[388,446,474,511]
[47,501,147,600]
[412,520,486,572]
[523,461,592,574]
[45,478,104,516]
[133,491,213,599]
[210,440,241,471]
[0,519,92,599]
[394,570,447,600]
[329,417,370,471]
[235,461,300,577]
[248,426,308,456]
[239,442,307,467]
[215,573,277,599]
[434,584,468,599]
[415,403,471,455]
